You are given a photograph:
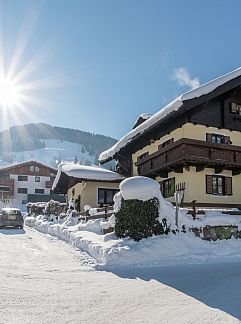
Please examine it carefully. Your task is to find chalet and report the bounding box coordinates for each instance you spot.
[99,67,241,208]
[0,160,65,210]
[52,163,124,211]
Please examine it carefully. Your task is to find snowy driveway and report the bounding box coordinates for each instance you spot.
[0,227,241,324]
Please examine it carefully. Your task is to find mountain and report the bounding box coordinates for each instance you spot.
[0,123,117,168]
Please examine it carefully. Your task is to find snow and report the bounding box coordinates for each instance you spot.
[99,66,241,162]
[25,211,241,269]
[2,226,241,323]
[0,139,96,168]
[119,176,161,201]
[52,162,124,190]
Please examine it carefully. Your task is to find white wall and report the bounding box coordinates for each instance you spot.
[10,174,51,211]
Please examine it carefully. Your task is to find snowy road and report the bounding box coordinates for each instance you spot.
[1,227,241,324]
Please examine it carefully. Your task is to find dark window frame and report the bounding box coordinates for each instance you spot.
[18,175,28,181]
[231,103,241,115]
[211,134,225,144]
[212,175,225,195]
[97,188,119,206]
[158,138,174,150]
[18,187,28,194]
[137,152,149,163]
[0,174,10,180]
[162,178,175,198]
[35,188,44,194]
[35,176,40,182]
[0,186,10,192]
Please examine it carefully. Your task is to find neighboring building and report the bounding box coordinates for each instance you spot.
[0,160,64,210]
[99,67,241,208]
[52,163,124,211]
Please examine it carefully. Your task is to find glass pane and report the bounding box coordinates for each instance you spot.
[98,189,105,204]
[106,190,113,204]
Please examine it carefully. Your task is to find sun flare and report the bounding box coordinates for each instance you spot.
[0,76,21,107]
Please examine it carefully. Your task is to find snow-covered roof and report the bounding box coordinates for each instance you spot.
[99,66,241,163]
[0,159,57,172]
[52,163,125,191]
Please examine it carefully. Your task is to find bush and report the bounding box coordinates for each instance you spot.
[115,198,170,241]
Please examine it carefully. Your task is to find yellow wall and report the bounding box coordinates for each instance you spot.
[131,122,241,204]
[132,123,241,175]
[67,181,120,211]
[156,167,241,205]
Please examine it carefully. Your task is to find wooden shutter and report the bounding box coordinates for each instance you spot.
[206,133,212,142]
[225,177,233,196]
[224,136,231,144]
[206,175,213,194]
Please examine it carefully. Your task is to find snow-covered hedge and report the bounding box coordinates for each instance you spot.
[27,200,66,216]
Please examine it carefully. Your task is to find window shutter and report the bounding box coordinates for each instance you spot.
[224,136,231,144]
[225,177,232,196]
[206,133,212,142]
[206,175,212,194]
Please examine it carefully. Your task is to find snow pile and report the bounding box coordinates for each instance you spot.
[25,176,241,268]
[99,66,241,162]
[118,176,177,227]
[25,214,241,268]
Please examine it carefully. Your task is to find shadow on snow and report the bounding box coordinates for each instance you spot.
[107,261,241,321]
[0,228,26,235]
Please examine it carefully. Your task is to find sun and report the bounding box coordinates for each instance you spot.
[0,76,21,107]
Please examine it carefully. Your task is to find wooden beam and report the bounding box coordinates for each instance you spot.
[214,167,224,174]
[159,170,168,178]
[196,165,205,172]
[232,170,241,176]
[173,166,183,173]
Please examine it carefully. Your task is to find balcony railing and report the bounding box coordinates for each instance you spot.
[135,138,241,176]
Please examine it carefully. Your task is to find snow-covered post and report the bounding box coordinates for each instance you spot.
[174,189,184,228]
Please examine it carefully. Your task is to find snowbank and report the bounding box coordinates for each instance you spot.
[25,213,241,268]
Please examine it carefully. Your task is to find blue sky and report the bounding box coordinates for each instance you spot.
[0,0,241,139]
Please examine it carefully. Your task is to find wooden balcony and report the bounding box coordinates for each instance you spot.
[135,138,241,176]
[0,179,14,196]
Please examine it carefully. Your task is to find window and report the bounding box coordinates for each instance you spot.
[211,134,224,144]
[35,176,40,182]
[206,175,232,196]
[0,186,10,192]
[0,174,10,180]
[137,152,149,163]
[212,175,225,195]
[206,133,231,145]
[18,175,28,181]
[18,188,27,194]
[161,178,175,198]
[50,172,55,178]
[158,138,174,150]
[35,189,44,194]
[22,200,28,205]
[231,103,241,115]
[98,188,119,205]
[30,165,40,172]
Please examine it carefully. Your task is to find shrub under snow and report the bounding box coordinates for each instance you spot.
[114,176,174,241]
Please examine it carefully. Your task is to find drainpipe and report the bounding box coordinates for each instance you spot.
[79,181,87,211]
